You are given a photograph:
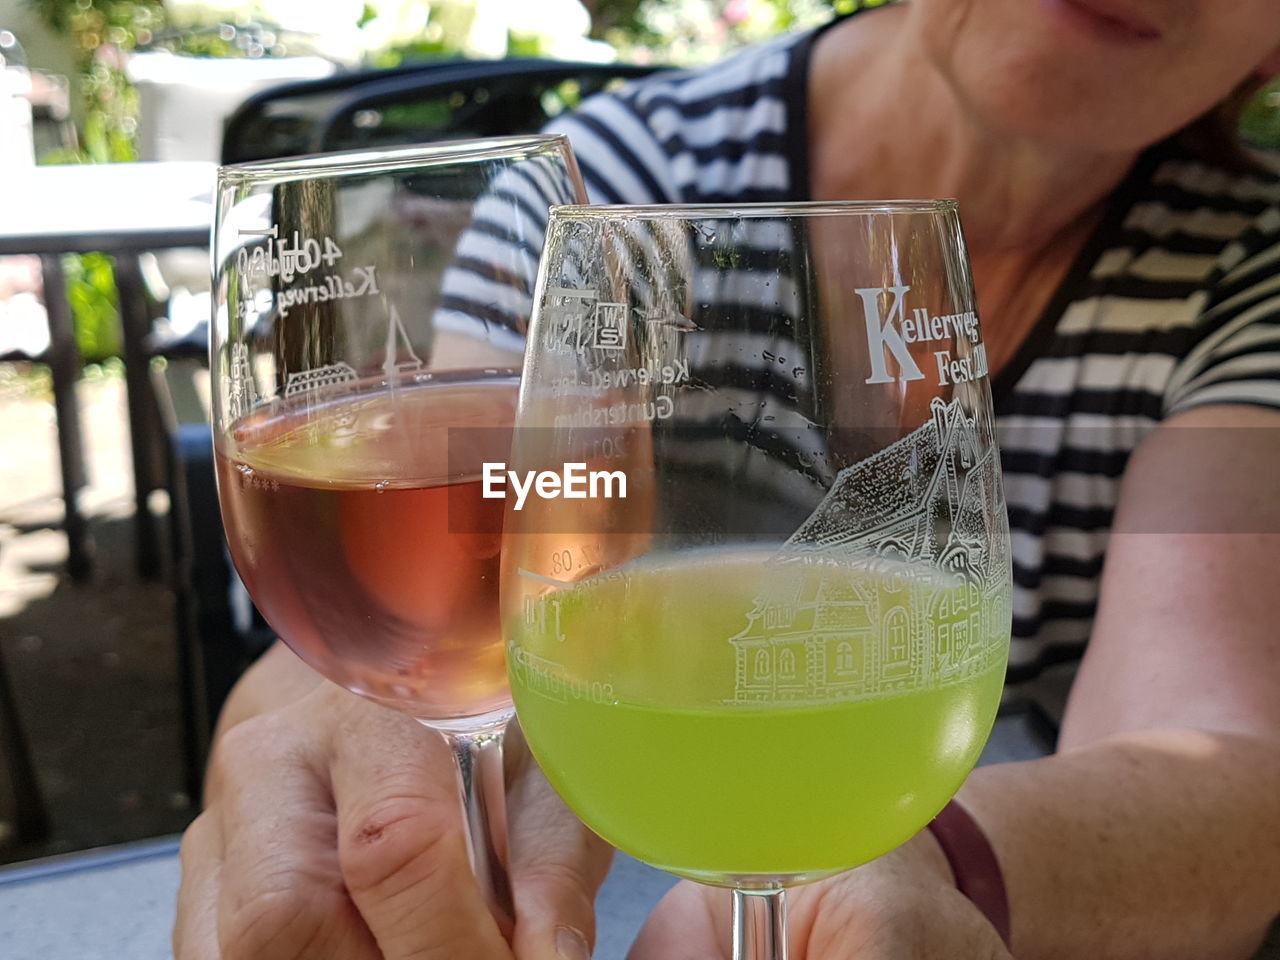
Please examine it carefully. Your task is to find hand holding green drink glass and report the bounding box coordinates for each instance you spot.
[212,136,1011,959]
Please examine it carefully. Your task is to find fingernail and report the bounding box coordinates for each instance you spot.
[556,924,591,960]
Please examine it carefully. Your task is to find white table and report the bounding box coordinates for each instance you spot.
[1,161,214,257]
[0,161,215,580]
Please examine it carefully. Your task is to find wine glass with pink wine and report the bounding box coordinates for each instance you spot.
[210,135,586,931]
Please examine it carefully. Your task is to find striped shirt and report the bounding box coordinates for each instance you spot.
[541,25,1280,687]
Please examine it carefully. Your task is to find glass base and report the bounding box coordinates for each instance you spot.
[662,867,850,889]
[417,704,513,736]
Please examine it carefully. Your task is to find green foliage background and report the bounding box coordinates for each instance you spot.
[1241,81,1280,154]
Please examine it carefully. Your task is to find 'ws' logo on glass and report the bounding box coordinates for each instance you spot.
[589,302,628,351]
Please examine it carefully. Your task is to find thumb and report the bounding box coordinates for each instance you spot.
[328,695,512,960]
[505,723,614,960]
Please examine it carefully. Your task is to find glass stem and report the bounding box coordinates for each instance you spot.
[733,886,789,960]
[442,728,514,938]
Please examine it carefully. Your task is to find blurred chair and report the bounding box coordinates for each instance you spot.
[158,56,667,793]
[218,62,461,164]
[220,57,657,163]
[151,356,274,799]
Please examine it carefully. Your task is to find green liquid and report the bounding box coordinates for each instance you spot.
[509,550,1009,882]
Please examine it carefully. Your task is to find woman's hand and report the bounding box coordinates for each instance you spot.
[173,650,612,960]
[628,834,1011,960]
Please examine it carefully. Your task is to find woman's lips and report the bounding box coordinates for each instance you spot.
[1041,0,1162,44]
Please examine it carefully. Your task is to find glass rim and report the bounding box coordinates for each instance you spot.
[217,133,571,184]
[549,198,959,219]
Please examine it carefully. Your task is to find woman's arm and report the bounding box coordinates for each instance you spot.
[958,402,1280,959]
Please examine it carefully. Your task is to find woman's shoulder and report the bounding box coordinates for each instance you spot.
[1115,141,1280,248]
[1083,142,1280,339]
[1080,142,1280,418]
[615,29,810,115]
[545,30,818,204]
[1134,144,1280,307]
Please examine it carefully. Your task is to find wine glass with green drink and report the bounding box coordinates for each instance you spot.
[502,201,1013,959]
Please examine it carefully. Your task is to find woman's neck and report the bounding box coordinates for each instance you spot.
[806,6,1137,257]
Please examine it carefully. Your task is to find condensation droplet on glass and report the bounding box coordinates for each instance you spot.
[375,481,388,493]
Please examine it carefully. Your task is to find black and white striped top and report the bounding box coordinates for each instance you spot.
[541,25,1280,683]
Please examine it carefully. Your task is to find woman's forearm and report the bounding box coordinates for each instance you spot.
[961,728,1280,960]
